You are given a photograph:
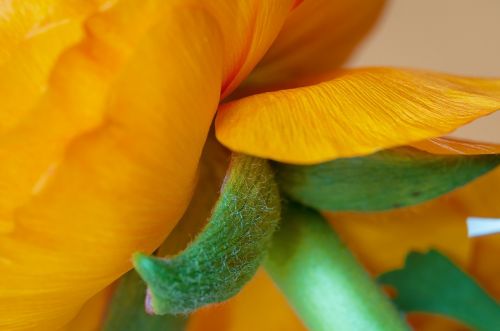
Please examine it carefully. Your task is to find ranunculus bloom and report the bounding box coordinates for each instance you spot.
[0,1,498,330]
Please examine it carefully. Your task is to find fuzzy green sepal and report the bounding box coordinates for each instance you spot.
[275,147,500,211]
[134,154,280,315]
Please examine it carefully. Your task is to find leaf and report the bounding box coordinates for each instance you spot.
[102,271,187,331]
[133,154,280,315]
[379,250,500,331]
[275,147,500,211]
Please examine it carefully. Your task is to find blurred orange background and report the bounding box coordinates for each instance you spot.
[346,0,500,143]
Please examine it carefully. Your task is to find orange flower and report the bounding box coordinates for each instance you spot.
[0,1,498,330]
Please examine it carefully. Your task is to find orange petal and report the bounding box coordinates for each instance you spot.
[451,167,500,298]
[325,194,472,331]
[325,197,471,275]
[158,131,231,256]
[239,0,386,94]
[203,0,295,98]
[471,234,500,299]
[187,269,306,331]
[411,137,500,155]
[0,1,223,330]
[453,167,500,218]
[407,314,469,331]
[64,286,114,331]
[216,68,500,164]
[0,0,104,133]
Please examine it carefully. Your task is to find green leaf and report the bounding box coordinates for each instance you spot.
[134,154,280,315]
[275,147,500,211]
[379,250,500,331]
[102,271,187,331]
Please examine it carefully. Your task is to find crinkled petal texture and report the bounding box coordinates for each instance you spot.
[411,137,500,155]
[217,68,500,164]
[240,0,386,93]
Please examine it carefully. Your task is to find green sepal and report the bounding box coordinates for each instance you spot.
[275,147,500,211]
[379,250,500,331]
[134,154,280,315]
[102,271,187,331]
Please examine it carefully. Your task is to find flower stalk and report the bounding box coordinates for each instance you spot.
[264,203,410,331]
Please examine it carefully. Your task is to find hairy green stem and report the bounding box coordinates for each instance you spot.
[264,203,410,331]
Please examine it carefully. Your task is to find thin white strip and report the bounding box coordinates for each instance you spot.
[467,217,500,238]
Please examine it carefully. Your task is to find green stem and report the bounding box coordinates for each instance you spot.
[264,203,410,331]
